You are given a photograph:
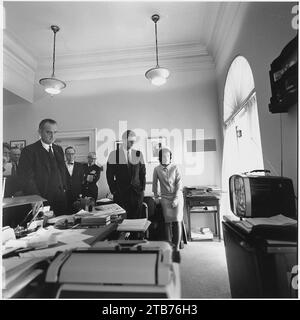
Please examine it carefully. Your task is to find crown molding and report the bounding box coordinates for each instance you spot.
[3,30,37,103]
[208,2,250,70]
[4,29,216,88]
[36,42,215,81]
[4,30,37,72]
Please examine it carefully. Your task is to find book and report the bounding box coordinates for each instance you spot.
[95,203,126,215]
[235,214,297,233]
[117,218,151,232]
[81,215,111,226]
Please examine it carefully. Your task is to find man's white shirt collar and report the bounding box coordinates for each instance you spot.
[41,139,52,151]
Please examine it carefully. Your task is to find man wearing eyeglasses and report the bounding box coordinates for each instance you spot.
[65,146,85,213]
[82,152,102,201]
[106,130,146,219]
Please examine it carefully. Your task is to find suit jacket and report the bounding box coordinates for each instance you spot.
[65,162,84,200]
[4,174,22,197]
[82,163,102,199]
[106,148,146,195]
[83,163,101,186]
[17,140,67,198]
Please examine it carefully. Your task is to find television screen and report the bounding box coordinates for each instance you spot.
[230,175,247,217]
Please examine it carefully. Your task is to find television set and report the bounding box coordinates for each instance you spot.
[269,35,298,113]
[229,173,296,218]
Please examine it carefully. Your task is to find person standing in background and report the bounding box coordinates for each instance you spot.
[10,146,21,177]
[3,143,12,177]
[152,148,183,250]
[82,152,102,201]
[5,146,23,197]
[65,146,84,213]
[17,119,68,216]
[106,130,146,219]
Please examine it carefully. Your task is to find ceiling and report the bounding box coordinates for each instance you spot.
[4,1,221,58]
[3,1,247,103]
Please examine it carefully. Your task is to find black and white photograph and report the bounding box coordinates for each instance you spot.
[147,136,167,162]
[1,0,299,304]
[9,140,26,150]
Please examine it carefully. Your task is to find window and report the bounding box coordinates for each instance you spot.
[221,56,263,216]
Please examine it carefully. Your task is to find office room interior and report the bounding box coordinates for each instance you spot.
[1,1,299,299]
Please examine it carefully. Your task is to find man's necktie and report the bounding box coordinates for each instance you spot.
[127,150,130,165]
[11,163,17,176]
[48,146,56,165]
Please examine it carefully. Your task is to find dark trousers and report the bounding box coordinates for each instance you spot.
[65,190,78,214]
[114,189,144,219]
[82,184,98,202]
[46,190,68,216]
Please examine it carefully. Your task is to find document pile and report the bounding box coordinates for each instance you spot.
[236,214,297,234]
[2,256,48,298]
[80,214,111,227]
[117,218,151,232]
[95,203,126,222]
[191,227,213,240]
[3,227,92,259]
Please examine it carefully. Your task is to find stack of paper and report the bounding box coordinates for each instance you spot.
[74,210,93,218]
[80,214,111,226]
[95,203,126,215]
[47,215,75,225]
[236,214,297,233]
[2,256,47,298]
[117,218,151,232]
[4,228,93,259]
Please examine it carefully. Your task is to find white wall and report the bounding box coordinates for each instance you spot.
[3,68,222,198]
[215,2,298,194]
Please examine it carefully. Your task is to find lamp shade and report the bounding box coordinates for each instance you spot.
[39,77,66,95]
[39,25,66,95]
[145,67,170,86]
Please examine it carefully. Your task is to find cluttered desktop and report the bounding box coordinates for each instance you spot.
[2,195,180,299]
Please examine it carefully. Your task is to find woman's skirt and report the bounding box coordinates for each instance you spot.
[160,192,184,223]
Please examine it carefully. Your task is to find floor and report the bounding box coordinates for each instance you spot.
[180,240,231,298]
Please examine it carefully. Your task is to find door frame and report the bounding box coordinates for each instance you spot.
[56,128,97,153]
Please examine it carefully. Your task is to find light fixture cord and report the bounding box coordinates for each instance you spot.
[52,30,57,78]
[154,21,159,67]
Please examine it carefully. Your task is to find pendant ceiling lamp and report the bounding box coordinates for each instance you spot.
[145,14,170,86]
[39,25,66,95]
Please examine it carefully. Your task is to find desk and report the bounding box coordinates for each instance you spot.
[2,223,121,298]
[184,189,221,241]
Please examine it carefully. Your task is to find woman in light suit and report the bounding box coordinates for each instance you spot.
[152,148,183,249]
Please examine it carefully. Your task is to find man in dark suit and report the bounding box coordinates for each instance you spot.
[106,130,146,219]
[82,152,102,201]
[4,146,22,197]
[65,146,84,213]
[3,146,25,227]
[17,119,68,216]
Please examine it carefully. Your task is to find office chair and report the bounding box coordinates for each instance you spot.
[143,196,187,248]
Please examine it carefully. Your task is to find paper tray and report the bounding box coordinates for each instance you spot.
[59,252,158,285]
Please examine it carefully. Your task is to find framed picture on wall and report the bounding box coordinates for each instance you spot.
[147,137,167,163]
[10,140,26,150]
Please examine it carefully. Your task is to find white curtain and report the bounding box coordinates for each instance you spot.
[223,56,255,123]
[221,57,264,220]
